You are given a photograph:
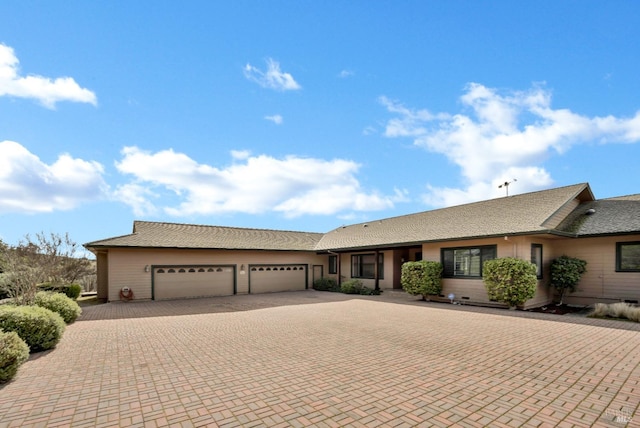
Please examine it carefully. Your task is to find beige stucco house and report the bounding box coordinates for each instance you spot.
[85,183,640,308]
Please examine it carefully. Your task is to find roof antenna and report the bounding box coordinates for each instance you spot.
[498,179,517,196]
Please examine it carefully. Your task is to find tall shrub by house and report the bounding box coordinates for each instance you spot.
[483,257,537,308]
[550,255,587,305]
[401,261,443,300]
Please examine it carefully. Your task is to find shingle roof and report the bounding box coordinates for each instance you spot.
[85,221,324,251]
[556,199,640,236]
[314,183,592,251]
[603,193,640,201]
[87,183,628,253]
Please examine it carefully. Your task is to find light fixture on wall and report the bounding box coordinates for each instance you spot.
[144,265,150,272]
[240,264,246,275]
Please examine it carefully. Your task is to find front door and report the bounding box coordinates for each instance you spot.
[312,265,323,285]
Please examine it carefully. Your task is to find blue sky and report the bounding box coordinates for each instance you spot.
[1,1,640,250]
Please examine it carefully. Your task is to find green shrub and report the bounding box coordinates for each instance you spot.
[313,278,339,292]
[401,261,443,300]
[0,329,30,383]
[0,305,66,352]
[63,284,82,300]
[483,257,537,308]
[37,282,83,300]
[340,279,364,294]
[358,286,381,295]
[34,291,82,324]
[550,255,587,305]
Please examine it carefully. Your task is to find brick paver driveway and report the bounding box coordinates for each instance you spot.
[1,291,638,428]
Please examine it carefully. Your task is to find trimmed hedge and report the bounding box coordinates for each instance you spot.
[34,291,82,324]
[483,257,537,307]
[401,261,443,300]
[0,305,66,352]
[38,283,83,300]
[0,329,30,383]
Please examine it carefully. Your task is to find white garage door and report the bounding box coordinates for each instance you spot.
[249,264,307,294]
[153,265,235,300]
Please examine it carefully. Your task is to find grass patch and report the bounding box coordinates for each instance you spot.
[77,295,106,307]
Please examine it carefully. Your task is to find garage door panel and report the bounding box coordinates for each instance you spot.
[250,264,307,293]
[154,265,234,300]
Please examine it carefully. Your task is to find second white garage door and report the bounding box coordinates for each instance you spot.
[153,265,235,300]
[249,264,307,294]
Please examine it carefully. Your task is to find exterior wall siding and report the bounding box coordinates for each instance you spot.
[106,248,326,302]
[421,236,556,309]
[552,234,640,305]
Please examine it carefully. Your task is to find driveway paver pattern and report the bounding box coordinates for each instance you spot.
[0,290,638,427]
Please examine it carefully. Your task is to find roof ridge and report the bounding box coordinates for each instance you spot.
[133,220,323,235]
[327,182,590,230]
[601,193,640,201]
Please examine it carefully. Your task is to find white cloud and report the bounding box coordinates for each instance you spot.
[338,70,354,78]
[244,58,301,91]
[114,146,394,217]
[230,149,251,160]
[381,83,640,206]
[264,114,283,125]
[112,183,158,217]
[0,44,97,109]
[0,141,107,213]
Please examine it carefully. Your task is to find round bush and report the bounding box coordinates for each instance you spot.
[401,261,443,299]
[0,329,30,383]
[34,291,82,324]
[63,284,83,300]
[340,279,364,294]
[483,257,537,307]
[0,305,66,352]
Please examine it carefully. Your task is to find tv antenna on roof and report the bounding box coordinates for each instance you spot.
[499,179,517,196]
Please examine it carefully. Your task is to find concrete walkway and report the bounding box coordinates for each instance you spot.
[0,290,638,427]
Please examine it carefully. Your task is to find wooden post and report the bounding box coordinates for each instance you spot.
[374,250,380,291]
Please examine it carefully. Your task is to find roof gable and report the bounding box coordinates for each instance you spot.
[315,183,592,251]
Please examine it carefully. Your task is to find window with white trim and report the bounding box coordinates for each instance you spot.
[531,244,543,279]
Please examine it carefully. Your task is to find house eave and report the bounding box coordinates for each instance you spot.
[83,244,317,252]
[317,230,577,253]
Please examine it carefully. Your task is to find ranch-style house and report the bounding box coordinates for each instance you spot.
[85,183,640,308]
